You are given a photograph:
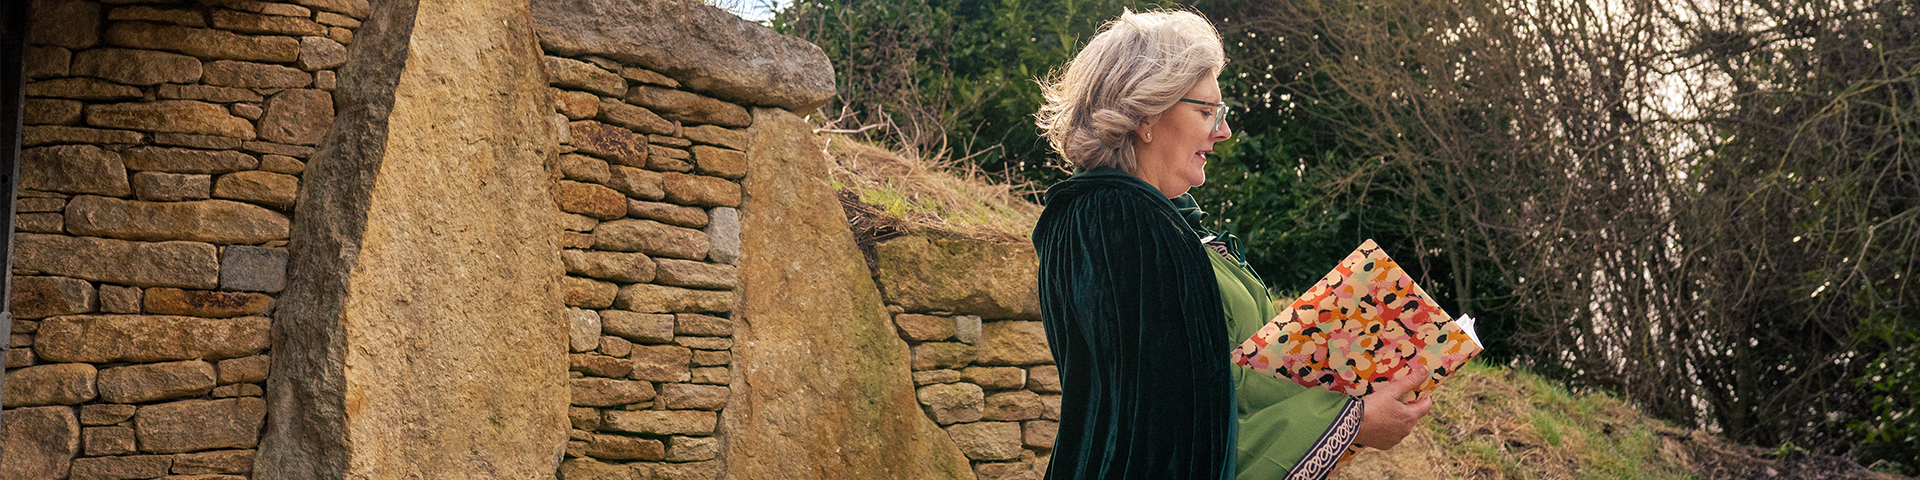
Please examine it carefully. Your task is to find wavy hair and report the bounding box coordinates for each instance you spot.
[1035,9,1225,173]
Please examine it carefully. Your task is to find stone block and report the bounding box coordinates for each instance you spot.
[647,145,693,172]
[689,350,728,366]
[568,307,601,352]
[544,56,626,97]
[555,153,611,184]
[660,383,728,410]
[910,342,975,371]
[704,207,739,264]
[290,0,370,18]
[562,276,618,309]
[624,86,750,128]
[25,77,142,101]
[211,9,327,36]
[587,434,663,461]
[982,390,1045,421]
[652,258,737,290]
[67,455,172,479]
[0,405,79,479]
[24,46,69,79]
[661,173,740,208]
[213,170,300,210]
[689,367,728,385]
[98,360,217,404]
[1,363,97,407]
[213,383,265,397]
[556,180,627,220]
[683,125,747,150]
[598,335,632,358]
[914,369,961,386]
[560,458,640,480]
[629,344,691,383]
[1027,365,1061,393]
[71,48,202,86]
[29,0,99,48]
[155,133,246,151]
[552,89,599,120]
[217,355,271,384]
[569,120,647,167]
[607,165,664,200]
[1022,420,1058,449]
[961,367,1027,391]
[674,336,732,350]
[569,353,633,378]
[99,285,141,313]
[954,315,982,344]
[947,421,1024,461]
[24,98,82,125]
[673,313,731,337]
[143,288,273,318]
[65,196,290,245]
[238,141,316,158]
[232,103,265,120]
[171,449,254,474]
[84,425,137,456]
[652,459,723,480]
[601,410,716,436]
[204,60,311,89]
[328,26,353,44]
[570,377,655,407]
[691,146,745,180]
[916,382,983,425]
[135,398,267,453]
[618,66,676,87]
[593,219,709,260]
[297,36,348,70]
[259,154,306,174]
[19,197,65,213]
[105,22,299,62]
[220,246,289,292]
[109,6,208,27]
[598,98,674,136]
[977,321,1052,366]
[258,89,334,145]
[627,200,707,228]
[1040,395,1061,421]
[22,126,145,146]
[665,435,719,462]
[35,315,269,363]
[569,407,600,431]
[123,147,260,174]
[21,145,131,197]
[79,404,136,426]
[601,310,673,344]
[976,461,1040,480]
[894,313,955,342]
[87,101,256,139]
[875,236,1042,319]
[133,172,213,201]
[11,276,96,319]
[558,213,598,233]
[15,212,61,233]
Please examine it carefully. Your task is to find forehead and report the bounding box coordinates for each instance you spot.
[1184,77,1222,102]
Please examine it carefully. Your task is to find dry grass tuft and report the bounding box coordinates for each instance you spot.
[820,133,1042,245]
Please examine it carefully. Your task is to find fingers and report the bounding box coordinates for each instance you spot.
[1375,368,1431,399]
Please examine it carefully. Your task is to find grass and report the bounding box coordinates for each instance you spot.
[819,133,1042,243]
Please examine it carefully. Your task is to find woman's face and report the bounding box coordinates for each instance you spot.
[1136,77,1232,198]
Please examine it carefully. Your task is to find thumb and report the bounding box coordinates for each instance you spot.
[1374,367,1431,399]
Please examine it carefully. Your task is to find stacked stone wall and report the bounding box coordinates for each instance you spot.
[3,0,365,478]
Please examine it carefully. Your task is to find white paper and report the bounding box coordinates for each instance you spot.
[1456,314,1483,349]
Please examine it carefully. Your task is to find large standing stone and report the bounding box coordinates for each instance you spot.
[1,363,97,407]
[570,120,648,167]
[86,101,257,139]
[593,218,709,260]
[254,0,568,477]
[724,107,973,479]
[123,146,260,174]
[975,321,1052,366]
[875,236,1042,320]
[544,56,625,97]
[35,315,269,363]
[96,360,218,404]
[259,89,335,145]
[136,398,267,453]
[105,22,300,63]
[0,406,80,480]
[64,195,290,244]
[21,145,132,197]
[13,234,219,288]
[625,86,751,127]
[10,276,97,319]
[70,48,202,85]
[212,170,302,210]
[531,0,834,112]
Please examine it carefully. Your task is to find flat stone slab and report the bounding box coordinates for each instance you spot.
[35,315,270,363]
[875,236,1041,320]
[14,233,219,289]
[531,0,834,112]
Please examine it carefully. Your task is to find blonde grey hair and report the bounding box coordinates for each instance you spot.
[1035,9,1225,173]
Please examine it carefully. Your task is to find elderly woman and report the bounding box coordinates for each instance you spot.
[1032,10,1432,480]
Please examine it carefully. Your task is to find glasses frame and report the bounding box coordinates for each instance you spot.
[1177,97,1231,133]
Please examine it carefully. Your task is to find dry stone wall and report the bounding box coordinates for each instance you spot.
[4,0,364,477]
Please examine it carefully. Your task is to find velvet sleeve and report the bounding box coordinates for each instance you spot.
[1033,186,1237,480]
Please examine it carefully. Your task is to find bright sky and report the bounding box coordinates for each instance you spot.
[714,0,789,22]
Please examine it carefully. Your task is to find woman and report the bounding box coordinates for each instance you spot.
[1032,9,1432,480]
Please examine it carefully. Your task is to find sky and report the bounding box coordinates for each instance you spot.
[713,0,789,22]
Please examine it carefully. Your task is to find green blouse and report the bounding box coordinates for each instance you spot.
[1206,248,1362,479]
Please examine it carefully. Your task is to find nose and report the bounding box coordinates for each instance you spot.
[1214,118,1232,140]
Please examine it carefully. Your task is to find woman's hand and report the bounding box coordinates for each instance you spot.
[1353,369,1434,450]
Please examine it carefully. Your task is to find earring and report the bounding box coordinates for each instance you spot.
[1145,133,1153,142]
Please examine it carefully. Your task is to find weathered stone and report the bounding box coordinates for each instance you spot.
[629,344,691,382]
[665,436,719,462]
[24,46,69,79]
[876,236,1042,320]
[29,0,100,49]
[22,125,145,146]
[87,101,257,139]
[569,120,648,167]
[647,145,694,172]
[289,0,370,18]
[627,200,706,228]
[259,89,334,145]
[132,172,213,201]
[559,458,639,480]
[601,310,673,344]
[691,146,746,180]
[532,0,833,111]
[914,369,962,386]
[689,366,729,385]
[569,353,633,378]
[560,231,594,249]
[675,336,733,351]
[976,462,1040,480]
[556,180,627,220]
[895,314,956,342]
[98,285,140,314]
[614,283,731,314]
[97,360,217,404]
[213,382,265,397]
[587,434,664,461]
[1040,395,1062,421]
[1027,365,1061,393]
[15,234,219,288]
[232,103,265,120]
[171,449,253,475]
[602,410,716,436]
[239,141,316,157]
[947,421,1024,461]
[598,335,632,358]
[624,86,750,127]
[619,66,677,87]
[982,390,1045,421]
[212,9,326,36]
[559,212,601,232]
[552,89,599,119]
[0,406,79,479]
[958,318,985,340]
[124,147,259,174]
[561,251,654,285]
[653,258,737,290]
[570,377,656,407]
[593,218,709,260]
[36,315,268,363]
[568,308,602,352]
[67,455,173,480]
[79,404,136,426]
[911,342,976,371]
[556,153,611,183]
[683,125,747,150]
[660,383,728,410]
[673,313,731,337]
[690,349,728,366]
[23,98,81,125]
[662,172,741,208]
[65,196,289,245]
[977,321,1052,366]
[143,288,273,318]
[11,276,96,319]
[328,26,353,45]
[15,212,61,233]
[21,145,132,197]
[203,60,312,89]
[653,460,723,480]
[916,382,984,425]
[259,154,306,174]
[704,207,741,265]
[136,397,266,453]
[562,275,618,309]
[650,134,691,147]
[217,355,271,384]
[1022,420,1057,449]
[25,78,140,101]
[156,85,262,104]
[71,49,202,86]
[962,367,1027,391]
[219,245,288,292]
[608,165,665,200]
[2,363,97,407]
[106,22,298,63]
[544,56,626,97]
[109,6,208,27]
[84,425,137,456]
[209,171,299,210]
[599,98,675,135]
[18,197,65,213]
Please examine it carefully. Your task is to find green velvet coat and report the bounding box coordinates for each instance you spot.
[1033,167,1238,480]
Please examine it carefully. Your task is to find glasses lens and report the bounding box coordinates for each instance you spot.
[1214,104,1231,132]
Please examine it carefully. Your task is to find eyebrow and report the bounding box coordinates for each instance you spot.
[1177,98,1221,107]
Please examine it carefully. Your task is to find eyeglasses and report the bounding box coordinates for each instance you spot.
[1178,98,1231,133]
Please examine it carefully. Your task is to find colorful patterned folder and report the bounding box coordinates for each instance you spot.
[1230,239,1483,467]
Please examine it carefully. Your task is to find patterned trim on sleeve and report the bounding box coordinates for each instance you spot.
[1285,397,1363,480]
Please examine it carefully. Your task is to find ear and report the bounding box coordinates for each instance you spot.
[1135,117,1156,143]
